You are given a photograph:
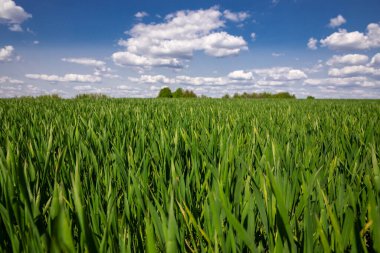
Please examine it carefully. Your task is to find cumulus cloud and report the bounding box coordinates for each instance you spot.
[328,65,380,77]
[250,32,256,41]
[326,54,369,66]
[129,67,306,88]
[129,75,229,86]
[304,76,375,87]
[223,10,250,22]
[113,51,183,68]
[252,67,308,80]
[112,7,248,68]
[0,45,14,61]
[228,70,253,80]
[73,85,93,91]
[256,80,285,86]
[0,0,31,31]
[0,76,24,84]
[25,73,102,83]
[328,15,346,28]
[62,57,106,67]
[370,53,380,66]
[307,37,318,50]
[320,23,380,50]
[129,75,176,84]
[176,75,229,86]
[62,57,119,79]
[135,11,148,19]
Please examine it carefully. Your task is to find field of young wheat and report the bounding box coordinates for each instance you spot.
[0,98,379,252]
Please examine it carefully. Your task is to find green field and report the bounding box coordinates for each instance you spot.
[0,98,379,252]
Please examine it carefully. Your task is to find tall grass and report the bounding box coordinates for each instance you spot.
[0,98,379,252]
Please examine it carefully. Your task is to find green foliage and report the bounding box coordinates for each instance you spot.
[157,87,173,98]
[181,89,197,98]
[307,96,315,99]
[172,88,184,98]
[75,93,109,99]
[232,91,296,99]
[0,98,379,252]
[160,88,197,98]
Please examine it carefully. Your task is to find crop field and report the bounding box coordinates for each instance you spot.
[0,98,379,252]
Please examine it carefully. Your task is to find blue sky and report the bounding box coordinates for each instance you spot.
[1,0,380,98]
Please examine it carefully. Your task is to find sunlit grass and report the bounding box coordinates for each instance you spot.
[0,98,379,252]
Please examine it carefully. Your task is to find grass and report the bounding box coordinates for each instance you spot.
[0,98,379,252]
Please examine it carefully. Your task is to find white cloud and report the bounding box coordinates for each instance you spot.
[73,85,93,91]
[0,0,31,31]
[307,37,318,50]
[129,75,229,86]
[303,60,324,74]
[252,67,308,80]
[129,75,176,84]
[0,45,14,61]
[320,23,380,50]
[176,76,229,86]
[112,7,248,69]
[228,70,253,80]
[328,65,380,77]
[33,40,39,45]
[256,80,285,86]
[113,51,183,68]
[223,10,249,22]
[329,15,346,28]
[370,53,380,66]
[135,11,148,19]
[129,67,307,87]
[25,73,102,83]
[272,52,284,57]
[304,76,375,87]
[62,57,106,67]
[62,57,119,79]
[0,76,24,84]
[250,32,256,41]
[8,23,22,32]
[326,54,369,66]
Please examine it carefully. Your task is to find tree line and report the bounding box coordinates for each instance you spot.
[157,87,298,99]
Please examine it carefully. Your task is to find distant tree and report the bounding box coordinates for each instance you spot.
[272,92,296,99]
[222,94,230,99]
[75,93,109,99]
[306,96,315,99]
[172,88,184,98]
[157,87,173,98]
[231,91,296,99]
[182,89,197,98]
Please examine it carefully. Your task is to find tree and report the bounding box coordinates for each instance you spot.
[306,96,315,99]
[183,90,197,98]
[172,88,184,98]
[157,87,173,98]
[75,93,109,99]
[231,91,296,99]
